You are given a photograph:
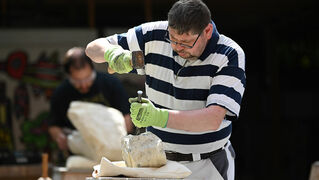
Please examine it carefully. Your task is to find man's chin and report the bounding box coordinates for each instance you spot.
[178,53,189,59]
[180,54,197,60]
[78,89,89,94]
[177,52,197,60]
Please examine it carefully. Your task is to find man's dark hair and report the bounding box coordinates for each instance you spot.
[168,0,211,35]
[63,47,94,74]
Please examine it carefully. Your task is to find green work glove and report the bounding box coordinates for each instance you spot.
[129,97,169,128]
[104,45,133,74]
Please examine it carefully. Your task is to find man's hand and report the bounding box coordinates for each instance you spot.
[56,133,68,151]
[104,45,133,74]
[129,97,169,128]
[48,126,68,151]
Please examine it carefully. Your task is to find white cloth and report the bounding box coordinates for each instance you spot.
[92,157,191,178]
[66,155,97,170]
[67,131,97,161]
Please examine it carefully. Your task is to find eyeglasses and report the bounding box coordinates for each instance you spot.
[165,28,202,49]
[69,71,96,86]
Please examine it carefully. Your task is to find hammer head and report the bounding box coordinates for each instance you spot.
[131,51,145,69]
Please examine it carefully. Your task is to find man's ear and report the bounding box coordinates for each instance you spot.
[204,23,213,39]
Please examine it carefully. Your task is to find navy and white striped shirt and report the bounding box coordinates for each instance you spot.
[107,21,246,154]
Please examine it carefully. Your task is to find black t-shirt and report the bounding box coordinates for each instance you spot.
[48,71,130,129]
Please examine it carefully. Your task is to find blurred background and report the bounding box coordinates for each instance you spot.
[0,0,318,180]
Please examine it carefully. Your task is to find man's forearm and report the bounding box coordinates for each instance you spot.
[48,126,68,150]
[86,38,110,63]
[48,126,62,141]
[166,105,226,132]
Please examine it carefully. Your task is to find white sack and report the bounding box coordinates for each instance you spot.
[92,157,192,178]
[66,155,97,170]
[67,130,98,161]
[67,101,127,161]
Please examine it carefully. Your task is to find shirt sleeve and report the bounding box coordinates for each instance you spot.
[207,47,246,119]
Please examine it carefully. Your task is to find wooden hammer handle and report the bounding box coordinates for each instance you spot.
[41,153,49,178]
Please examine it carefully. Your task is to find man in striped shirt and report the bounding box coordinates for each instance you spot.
[86,0,245,179]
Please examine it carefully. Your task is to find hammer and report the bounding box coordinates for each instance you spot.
[108,50,144,74]
[137,90,143,103]
[37,153,52,180]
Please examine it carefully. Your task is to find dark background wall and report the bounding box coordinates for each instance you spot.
[1,0,318,179]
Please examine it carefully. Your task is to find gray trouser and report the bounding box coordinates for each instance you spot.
[181,141,236,180]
